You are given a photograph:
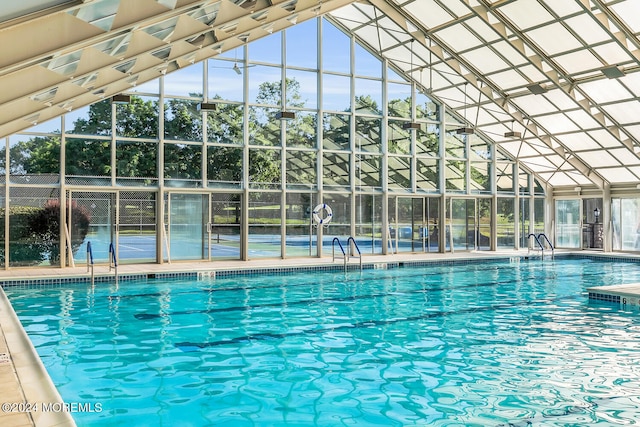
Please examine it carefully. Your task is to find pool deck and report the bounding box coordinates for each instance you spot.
[0,249,638,427]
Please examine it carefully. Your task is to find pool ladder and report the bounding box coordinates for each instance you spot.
[332,237,362,271]
[86,241,95,286]
[86,242,119,284]
[527,233,554,259]
[109,242,119,285]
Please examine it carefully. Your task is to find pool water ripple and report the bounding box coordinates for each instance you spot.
[5,258,640,426]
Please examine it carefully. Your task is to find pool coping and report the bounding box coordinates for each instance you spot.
[0,287,75,427]
[1,249,639,426]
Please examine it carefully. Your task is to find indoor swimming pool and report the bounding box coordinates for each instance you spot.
[5,257,640,426]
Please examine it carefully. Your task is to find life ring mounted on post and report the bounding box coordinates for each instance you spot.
[313,203,333,226]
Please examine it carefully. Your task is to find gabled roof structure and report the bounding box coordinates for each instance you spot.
[1,0,639,189]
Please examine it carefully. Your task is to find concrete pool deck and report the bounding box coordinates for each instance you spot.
[0,249,637,427]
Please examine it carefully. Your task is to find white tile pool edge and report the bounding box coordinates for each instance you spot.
[0,287,75,427]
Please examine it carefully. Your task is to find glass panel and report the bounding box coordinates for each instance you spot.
[65,137,110,185]
[417,92,439,121]
[445,160,466,192]
[555,199,581,248]
[164,66,203,97]
[416,124,439,156]
[582,198,603,249]
[248,148,281,189]
[356,154,381,190]
[534,198,545,235]
[425,198,441,252]
[248,65,283,104]
[416,158,438,192]
[285,192,315,257]
[388,120,411,154]
[388,156,411,190]
[355,44,382,77]
[115,96,159,139]
[286,70,318,109]
[6,189,62,267]
[470,162,491,193]
[250,30,282,63]
[321,193,351,256]
[69,191,113,265]
[449,198,476,251]
[164,143,202,188]
[323,74,351,111]
[287,19,317,69]
[249,191,281,258]
[322,19,351,74]
[322,113,349,150]
[355,116,381,153]
[323,152,350,190]
[8,135,61,185]
[497,162,515,193]
[0,188,3,268]
[286,112,317,148]
[207,146,242,188]
[286,150,316,189]
[478,198,492,251]
[164,99,202,141]
[355,78,382,114]
[116,140,158,187]
[210,193,241,259]
[249,106,281,146]
[207,104,243,145]
[355,193,382,254]
[208,58,244,102]
[497,198,515,249]
[392,197,421,253]
[117,191,156,263]
[388,83,411,118]
[169,193,206,260]
[66,99,112,135]
[519,197,530,248]
[445,130,466,158]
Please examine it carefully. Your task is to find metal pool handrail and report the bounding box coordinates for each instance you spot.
[86,241,95,285]
[109,242,118,284]
[347,236,362,270]
[537,233,554,258]
[332,237,347,270]
[528,233,544,258]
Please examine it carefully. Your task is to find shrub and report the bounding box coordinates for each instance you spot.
[0,200,91,266]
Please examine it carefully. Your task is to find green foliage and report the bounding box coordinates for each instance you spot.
[5,76,443,191]
[0,200,90,265]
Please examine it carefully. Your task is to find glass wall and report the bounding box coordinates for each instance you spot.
[612,198,640,251]
[555,199,581,248]
[0,17,546,268]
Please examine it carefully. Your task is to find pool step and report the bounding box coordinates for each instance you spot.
[587,283,640,310]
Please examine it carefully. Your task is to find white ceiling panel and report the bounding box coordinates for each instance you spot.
[3,0,640,191]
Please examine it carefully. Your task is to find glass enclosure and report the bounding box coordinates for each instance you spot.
[0,17,547,269]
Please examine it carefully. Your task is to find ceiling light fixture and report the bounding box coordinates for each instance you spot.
[504,120,521,138]
[276,111,296,120]
[456,82,474,135]
[111,94,130,104]
[527,83,547,95]
[197,102,217,111]
[601,65,625,79]
[405,40,420,131]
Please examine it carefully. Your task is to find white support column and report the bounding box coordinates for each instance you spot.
[241,44,250,261]
[603,183,611,252]
[316,17,324,258]
[438,105,447,253]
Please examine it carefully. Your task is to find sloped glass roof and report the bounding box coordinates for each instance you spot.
[327,0,640,187]
[1,0,640,189]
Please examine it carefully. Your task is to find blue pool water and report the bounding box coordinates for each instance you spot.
[5,257,640,426]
